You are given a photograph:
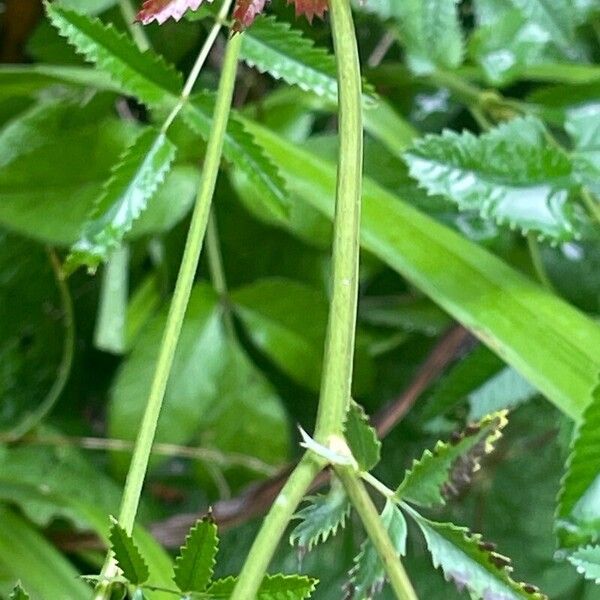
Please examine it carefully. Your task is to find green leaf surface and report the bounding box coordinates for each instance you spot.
[109,283,289,474]
[565,104,600,196]
[349,501,407,599]
[231,278,327,392]
[109,518,150,585]
[244,117,600,421]
[67,127,177,272]
[8,583,29,600]
[289,480,351,553]
[396,412,508,507]
[184,98,289,222]
[173,517,218,593]
[395,0,464,74]
[567,545,600,582]
[557,383,600,548]
[412,514,546,599]
[206,574,317,599]
[0,506,90,600]
[344,400,381,472]
[404,116,581,240]
[45,3,181,107]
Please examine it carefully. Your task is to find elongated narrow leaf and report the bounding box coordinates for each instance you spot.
[348,501,407,599]
[289,479,351,553]
[345,400,381,472]
[412,515,546,599]
[137,0,207,24]
[243,117,600,421]
[9,583,30,600]
[395,0,464,74]
[183,97,288,220]
[0,506,90,599]
[567,545,600,582]
[45,4,181,107]
[396,411,508,507]
[242,17,368,105]
[66,127,176,271]
[557,383,600,548]
[173,516,218,593]
[207,574,317,598]
[109,518,150,585]
[404,116,581,240]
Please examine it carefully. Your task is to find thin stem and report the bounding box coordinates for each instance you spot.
[526,233,555,293]
[94,31,243,599]
[8,249,75,440]
[336,468,418,600]
[361,471,395,499]
[231,453,325,599]
[206,211,235,337]
[581,186,600,227]
[231,0,363,595]
[118,0,151,51]
[162,0,234,132]
[313,0,363,444]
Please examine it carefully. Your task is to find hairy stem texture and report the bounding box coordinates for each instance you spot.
[230,0,364,596]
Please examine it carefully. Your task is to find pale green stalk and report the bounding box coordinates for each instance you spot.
[94,28,243,600]
[230,0,364,595]
[336,468,418,600]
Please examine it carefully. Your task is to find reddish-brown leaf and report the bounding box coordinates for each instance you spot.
[136,0,210,25]
[287,0,328,23]
[232,0,268,30]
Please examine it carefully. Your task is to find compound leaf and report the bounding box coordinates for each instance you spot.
[173,516,218,593]
[67,127,176,272]
[137,0,208,24]
[108,518,150,586]
[184,97,289,221]
[348,501,407,599]
[412,514,547,599]
[345,400,381,472]
[404,116,581,240]
[557,382,600,548]
[289,480,351,553]
[45,3,181,107]
[567,545,600,583]
[396,411,508,507]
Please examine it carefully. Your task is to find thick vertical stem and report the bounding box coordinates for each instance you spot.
[230,0,363,597]
[94,31,243,599]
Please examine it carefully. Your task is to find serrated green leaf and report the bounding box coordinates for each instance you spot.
[404,116,581,240]
[395,0,464,74]
[207,574,317,599]
[45,3,181,108]
[567,545,600,582]
[66,127,176,272]
[108,518,150,585]
[557,383,600,548]
[349,501,407,599]
[396,411,508,507]
[289,479,351,552]
[411,513,547,599]
[9,583,29,600]
[183,97,289,221]
[241,16,375,106]
[345,400,381,472]
[173,516,218,593]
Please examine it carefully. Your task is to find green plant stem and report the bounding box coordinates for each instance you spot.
[230,0,363,595]
[336,468,418,600]
[206,211,235,337]
[93,31,243,600]
[581,186,600,226]
[118,0,151,51]
[526,233,555,293]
